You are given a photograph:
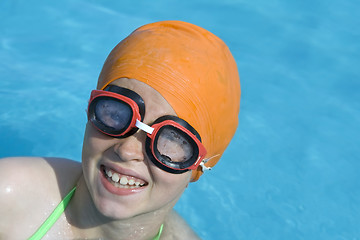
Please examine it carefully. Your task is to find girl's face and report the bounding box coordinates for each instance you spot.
[82,78,192,219]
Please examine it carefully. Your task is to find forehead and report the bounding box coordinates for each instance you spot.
[109,78,177,120]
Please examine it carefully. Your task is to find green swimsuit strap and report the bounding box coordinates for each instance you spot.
[28,186,77,240]
[153,224,164,240]
[28,186,163,240]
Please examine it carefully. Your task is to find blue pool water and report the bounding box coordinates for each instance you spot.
[1,1,359,239]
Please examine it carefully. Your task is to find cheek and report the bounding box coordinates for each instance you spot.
[81,125,99,184]
[81,124,116,180]
[82,125,98,159]
[152,167,192,195]
[82,123,116,159]
[145,168,191,211]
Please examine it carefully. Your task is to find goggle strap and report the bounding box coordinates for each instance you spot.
[200,161,212,172]
[135,119,154,134]
[199,154,220,172]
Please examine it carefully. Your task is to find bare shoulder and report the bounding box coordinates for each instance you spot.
[0,156,82,190]
[163,210,201,240]
[0,157,82,239]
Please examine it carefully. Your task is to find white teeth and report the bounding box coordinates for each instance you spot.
[103,166,146,188]
[111,173,120,183]
[105,169,113,178]
[120,176,128,185]
[128,179,135,186]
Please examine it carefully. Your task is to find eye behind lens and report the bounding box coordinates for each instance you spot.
[89,96,134,136]
[156,127,194,163]
[151,125,200,171]
[95,99,132,131]
[145,137,189,174]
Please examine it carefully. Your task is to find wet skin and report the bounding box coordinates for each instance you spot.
[82,78,193,220]
[0,78,200,239]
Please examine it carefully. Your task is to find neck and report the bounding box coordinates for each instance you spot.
[66,175,166,240]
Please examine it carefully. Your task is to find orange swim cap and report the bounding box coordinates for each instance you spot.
[97,20,240,181]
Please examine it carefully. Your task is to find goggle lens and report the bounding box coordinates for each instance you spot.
[155,126,195,163]
[94,98,132,132]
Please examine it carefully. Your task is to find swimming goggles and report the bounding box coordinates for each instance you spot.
[87,85,207,174]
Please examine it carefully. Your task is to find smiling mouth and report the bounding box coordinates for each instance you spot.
[101,165,148,189]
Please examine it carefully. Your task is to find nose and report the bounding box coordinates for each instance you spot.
[113,134,145,162]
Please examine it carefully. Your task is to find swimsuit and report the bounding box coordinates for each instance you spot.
[28,187,163,240]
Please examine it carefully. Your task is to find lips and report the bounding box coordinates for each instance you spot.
[99,164,148,195]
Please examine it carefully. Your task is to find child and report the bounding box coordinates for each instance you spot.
[0,20,240,239]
